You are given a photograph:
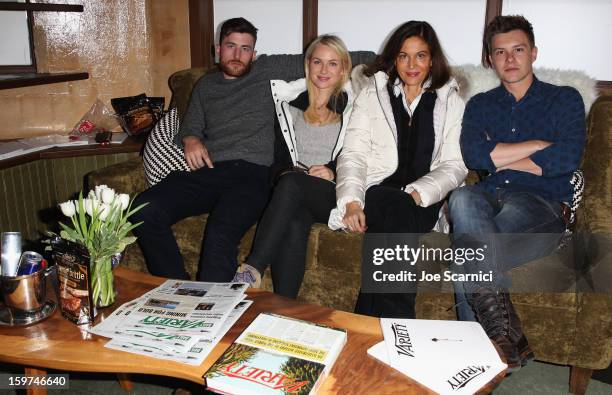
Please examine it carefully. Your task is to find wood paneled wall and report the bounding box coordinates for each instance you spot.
[0,153,137,241]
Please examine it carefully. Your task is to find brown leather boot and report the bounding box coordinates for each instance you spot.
[468,288,533,372]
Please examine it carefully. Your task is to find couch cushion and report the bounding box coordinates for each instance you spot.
[87,156,147,195]
[169,67,208,120]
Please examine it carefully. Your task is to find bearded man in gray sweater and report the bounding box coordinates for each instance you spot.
[132,17,373,282]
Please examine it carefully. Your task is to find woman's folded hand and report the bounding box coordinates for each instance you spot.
[308,165,334,181]
[343,201,367,233]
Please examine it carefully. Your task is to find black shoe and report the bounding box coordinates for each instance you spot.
[468,288,530,372]
[517,333,535,366]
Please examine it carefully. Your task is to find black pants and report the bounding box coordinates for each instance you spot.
[131,160,270,282]
[247,172,336,298]
[355,185,441,318]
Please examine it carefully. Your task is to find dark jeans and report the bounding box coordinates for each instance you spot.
[355,185,441,318]
[449,186,566,321]
[131,160,270,282]
[247,172,336,298]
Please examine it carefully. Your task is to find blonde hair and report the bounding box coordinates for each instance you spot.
[303,35,351,125]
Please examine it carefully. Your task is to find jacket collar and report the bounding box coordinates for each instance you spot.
[377,72,459,102]
[272,77,353,112]
[373,72,398,142]
[373,71,459,142]
[391,77,432,97]
[289,90,348,114]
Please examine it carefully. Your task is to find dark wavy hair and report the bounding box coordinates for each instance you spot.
[483,15,535,67]
[219,17,258,45]
[365,21,450,91]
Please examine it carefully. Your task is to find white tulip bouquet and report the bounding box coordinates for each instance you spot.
[57,185,146,307]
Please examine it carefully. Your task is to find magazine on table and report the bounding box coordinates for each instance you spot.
[204,312,347,395]
[367,318,507,395]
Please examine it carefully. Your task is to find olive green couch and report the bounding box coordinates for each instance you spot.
[87,68,611,394]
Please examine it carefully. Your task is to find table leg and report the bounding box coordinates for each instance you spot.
[117,373,134,392]
[24,367,47,395]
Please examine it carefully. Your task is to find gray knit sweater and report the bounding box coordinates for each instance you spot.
[174,52,375,167]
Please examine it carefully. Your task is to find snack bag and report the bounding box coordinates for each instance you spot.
[111,94,161,136]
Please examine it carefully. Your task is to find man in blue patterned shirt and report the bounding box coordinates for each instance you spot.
[448,15,585,371]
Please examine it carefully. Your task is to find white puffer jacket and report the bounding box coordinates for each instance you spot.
[328,67,468,233]
[270,78,355,165]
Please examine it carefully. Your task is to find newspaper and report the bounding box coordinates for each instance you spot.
[105,300,252,365]
[90,280,250,363]
[117,280,248,339]
[0,133,126,161]
[0,135,89,160]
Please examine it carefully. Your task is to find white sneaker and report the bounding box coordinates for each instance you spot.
[232,264,262,288]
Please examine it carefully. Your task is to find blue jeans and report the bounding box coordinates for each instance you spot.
[448,186,566,321]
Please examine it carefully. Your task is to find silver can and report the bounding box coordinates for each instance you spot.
[1,232,22,277]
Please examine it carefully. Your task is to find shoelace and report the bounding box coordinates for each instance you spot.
[472,292,510,337]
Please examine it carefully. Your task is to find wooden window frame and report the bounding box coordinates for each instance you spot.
[0,1,88,89]
[188,0,610,88]
[0,1,37,74]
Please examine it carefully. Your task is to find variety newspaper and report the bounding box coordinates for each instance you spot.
[89,279,252,365]
[204,313,347,395]
[368,318,507,395]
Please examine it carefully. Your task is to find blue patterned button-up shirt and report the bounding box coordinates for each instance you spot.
[460,77,585,203]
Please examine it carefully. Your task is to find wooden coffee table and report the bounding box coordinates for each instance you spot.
[0,267,505,394]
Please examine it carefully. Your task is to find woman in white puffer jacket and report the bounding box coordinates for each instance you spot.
[328,21,468,318]
[233,35,358,298]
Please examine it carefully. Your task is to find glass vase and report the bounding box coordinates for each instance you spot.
[91,256,116,308]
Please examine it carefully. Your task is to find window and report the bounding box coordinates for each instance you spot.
[0,0,35,73]
[0,1,87,89]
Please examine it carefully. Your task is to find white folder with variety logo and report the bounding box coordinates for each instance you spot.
[368,319,507,394]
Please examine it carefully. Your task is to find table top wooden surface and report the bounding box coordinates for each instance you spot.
[0,267,505,394]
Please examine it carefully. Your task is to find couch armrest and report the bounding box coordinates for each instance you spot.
[570,292,612,370]
[86,156,147,195]
[581,95,612,235]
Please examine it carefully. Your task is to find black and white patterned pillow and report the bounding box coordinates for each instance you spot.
[143,108,190,186]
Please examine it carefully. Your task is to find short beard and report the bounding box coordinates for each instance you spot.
[219,60,252,78]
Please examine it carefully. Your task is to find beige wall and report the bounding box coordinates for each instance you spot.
[0,0,190,140]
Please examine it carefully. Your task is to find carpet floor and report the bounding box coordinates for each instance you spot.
[0,360,610,394]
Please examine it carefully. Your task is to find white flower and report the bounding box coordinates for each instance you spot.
[59,201,76,217]
[74,199,82,214]
[84,198,99,217]
[94,185,109,200]
[98,203,110,221]
[117,194,130,211]
[101,188,115,204]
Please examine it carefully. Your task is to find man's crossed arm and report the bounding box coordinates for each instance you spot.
[490,140,552,176]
